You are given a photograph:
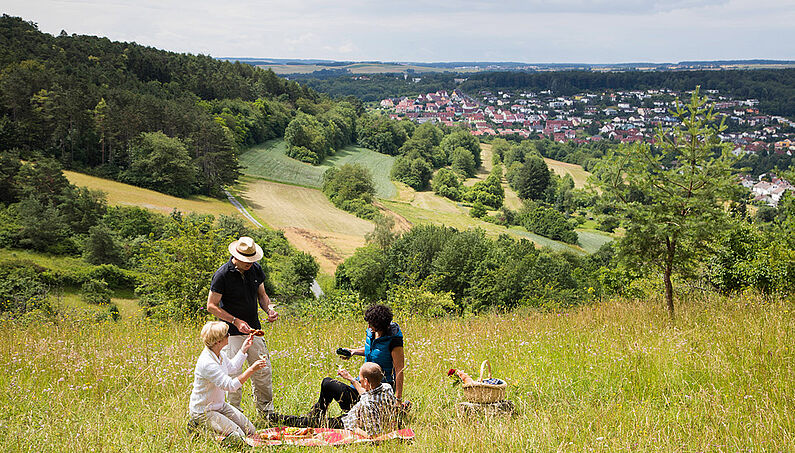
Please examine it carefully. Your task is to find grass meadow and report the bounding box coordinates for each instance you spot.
[239,140,397,199]
[63,171,238,217]
[1,292,793,452]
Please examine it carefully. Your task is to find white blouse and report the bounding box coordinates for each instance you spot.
[189,347,247,415]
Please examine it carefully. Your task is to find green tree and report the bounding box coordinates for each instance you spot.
[512,156,550,200]
[441,130,481,168]
[431,168,463,201]
[596,88,738,318]
[366,215,399,250]
[278,251,320,302]
[450,147,476,177]
[123,132,197,197]
[84,224,125,266]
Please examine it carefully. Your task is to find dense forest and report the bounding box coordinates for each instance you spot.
[0,15,321,197]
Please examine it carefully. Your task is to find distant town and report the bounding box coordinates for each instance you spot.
[378,87,795,206]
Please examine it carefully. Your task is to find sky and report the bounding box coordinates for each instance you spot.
[3,0,794,63]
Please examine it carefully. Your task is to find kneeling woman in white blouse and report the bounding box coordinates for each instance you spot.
[189,321,268,439]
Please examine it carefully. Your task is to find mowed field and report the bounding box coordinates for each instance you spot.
[64,171,238,217]
[383,183,587,254]
[543,157,592,189]
[239,139,397,198]
[234,177,373,273]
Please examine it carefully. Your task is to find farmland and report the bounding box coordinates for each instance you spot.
[239,139,397,198]
[234,177,374,273]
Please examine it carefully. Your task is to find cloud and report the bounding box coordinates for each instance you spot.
[2,0,793,62]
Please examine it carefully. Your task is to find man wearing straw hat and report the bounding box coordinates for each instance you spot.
[207,236,280,422]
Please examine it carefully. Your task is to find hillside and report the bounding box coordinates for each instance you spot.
[63,171,238,217]
[239,139,397,198]
[0,15,317,197]
[2,295,792,451]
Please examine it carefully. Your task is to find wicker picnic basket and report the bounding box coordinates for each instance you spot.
[461,360,507,403]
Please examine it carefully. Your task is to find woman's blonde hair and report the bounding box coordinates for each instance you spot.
[200,321,229,348]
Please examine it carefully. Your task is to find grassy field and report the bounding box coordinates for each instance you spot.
[381,195,584,254]
[64,171,238,217]
[542,158,592,189]
[239,140,397,199]
[234,177,373,274]
[2,293,793,451]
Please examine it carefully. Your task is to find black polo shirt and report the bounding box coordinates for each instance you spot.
[210,257,265,335]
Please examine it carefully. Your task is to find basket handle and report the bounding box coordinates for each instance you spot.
[478,360,492,381]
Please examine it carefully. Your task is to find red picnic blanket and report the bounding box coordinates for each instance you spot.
[241,426,415,447]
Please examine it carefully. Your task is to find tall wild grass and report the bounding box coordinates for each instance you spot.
[0,293,792,451]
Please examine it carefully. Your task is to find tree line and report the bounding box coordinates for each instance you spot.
[0,15,324,197]
[0,155,319,319]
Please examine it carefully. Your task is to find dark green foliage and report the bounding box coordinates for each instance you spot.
[431,168,463,201]
[0,259,52,314]
[450,147,476,177]
[80,278,112,305]
[518,201,579,244]
[441,130,482,168]
[356,113,409,155]
[322,164,378,219]
[0,15,319,197]
[464,173,504,209]
[469,202,487,218]
[597,215,620,233]
[284,112,330,164]
[84,224,125,266]
[391,156,432,190]
[335,244,388,302]
[338,224,593,312]
[121,132,197,197]
[277,252,320,302]
[512,156,551,200]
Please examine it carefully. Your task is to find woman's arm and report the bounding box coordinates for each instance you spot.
[391,346,405,400]
[349,347,365,356]
[237,359,268,386]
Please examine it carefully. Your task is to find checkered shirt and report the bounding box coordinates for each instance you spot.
[341,383,400,436]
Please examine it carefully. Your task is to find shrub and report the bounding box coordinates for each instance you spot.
[431,168,462,201]
[81,279,112,305]
[0,259,52,314]
[597,215,620,233]
[322,164,377,219]
[469,202,487,218]
[519,202,578,244]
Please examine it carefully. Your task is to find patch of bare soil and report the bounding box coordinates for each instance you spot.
[373,201,413,233]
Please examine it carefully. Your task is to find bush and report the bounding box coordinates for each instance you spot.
[597,215,620,233]
[519,202,578,244]
[81,279,112,305]
[0,259,52,314]
[469,202,487,218]
[322,164,377,219]
[431,168,462,201]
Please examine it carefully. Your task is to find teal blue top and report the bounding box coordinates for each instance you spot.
[364,322,403,384]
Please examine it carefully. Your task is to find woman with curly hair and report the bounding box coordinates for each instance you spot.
[296,304,406,425]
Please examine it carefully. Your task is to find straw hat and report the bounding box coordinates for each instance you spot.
[228,237,263,263]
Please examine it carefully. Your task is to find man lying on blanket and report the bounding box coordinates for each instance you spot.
[281,362,400,436]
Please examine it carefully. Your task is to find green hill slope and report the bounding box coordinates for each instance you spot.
[239,139,397,198]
